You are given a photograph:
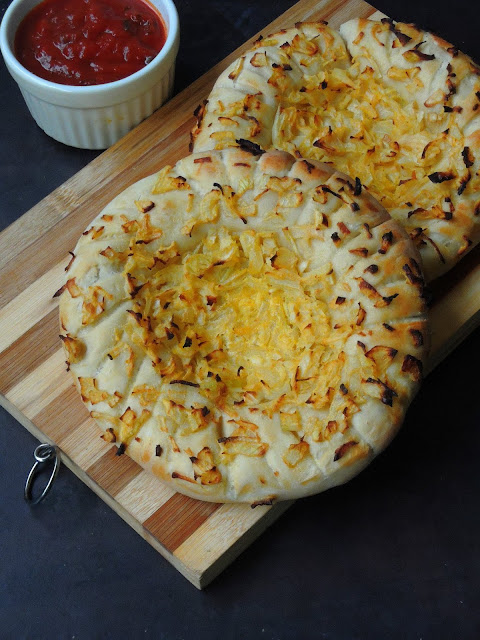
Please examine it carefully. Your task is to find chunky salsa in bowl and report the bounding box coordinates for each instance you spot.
[14,0,168,86]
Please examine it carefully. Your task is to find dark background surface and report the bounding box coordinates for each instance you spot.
[1,0,480,638]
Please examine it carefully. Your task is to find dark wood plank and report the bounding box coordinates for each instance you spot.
[143,494,221,552]
[87,448,143,497]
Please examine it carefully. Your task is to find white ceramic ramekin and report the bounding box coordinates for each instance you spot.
[0,0,179,149]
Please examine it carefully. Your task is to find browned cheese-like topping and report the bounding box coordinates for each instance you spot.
[60,147,429,503]
[191,19,480,280]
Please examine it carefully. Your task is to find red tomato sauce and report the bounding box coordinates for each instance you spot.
[14,0,167,85]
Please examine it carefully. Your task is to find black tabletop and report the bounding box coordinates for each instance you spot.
[1,1,480,638]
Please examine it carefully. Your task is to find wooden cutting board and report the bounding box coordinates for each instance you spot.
[2,0,480,589]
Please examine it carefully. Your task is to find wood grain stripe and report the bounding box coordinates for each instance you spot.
[311,0,375,26]
[116,472,175,522]
[87,448,143,497]
[174,501,293,587]
[0,307,60,395]
[1,218,102,309]
[173,502,274,571]
[116,117,197,179]
[143,494,221,553]
[60,417,113,469]
[32,384,89,443]
[6,349,71,417]
[0,260,64,351]
[0,170,109,275]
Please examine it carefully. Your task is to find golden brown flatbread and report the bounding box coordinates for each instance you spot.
[191,19,480,282]
[59,148,428,504]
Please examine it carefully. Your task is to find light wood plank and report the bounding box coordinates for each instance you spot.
[6,350,70,417]
[60,417,113,469]
[174,501,292,574]
[115,472,176,523]
[0,307,60,395]
[0,261,64,352]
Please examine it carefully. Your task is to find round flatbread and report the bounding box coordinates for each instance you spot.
[59,148,428,504]
[191,19,480,282]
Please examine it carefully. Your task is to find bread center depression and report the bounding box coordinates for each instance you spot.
[127,226,333,412]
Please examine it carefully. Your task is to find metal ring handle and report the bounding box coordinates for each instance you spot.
[24,444,60,505]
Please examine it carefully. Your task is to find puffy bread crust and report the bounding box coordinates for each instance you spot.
[191,23,349,154]
[191,19,480,282]
[60,149,428,504]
